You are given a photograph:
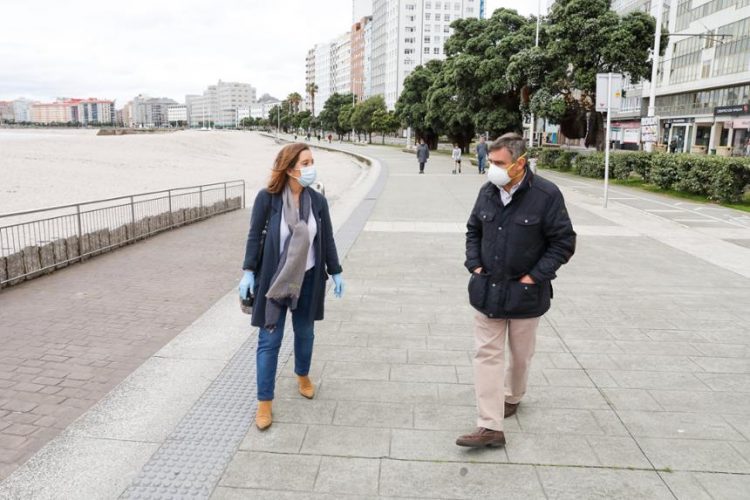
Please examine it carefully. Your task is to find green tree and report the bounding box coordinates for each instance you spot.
[395,60,442,149]
[338,104,354,140]
[424,58,475,152]
[306,83,319,117]
[444,9,535,139]
[319,93,354,139]
[287,92,303,114]
[372,109,401,144]
[507,0,665,149]
[351,95,387,143]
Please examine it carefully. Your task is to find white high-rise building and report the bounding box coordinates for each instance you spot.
[371,0,485,109]
[605,0,750,154]
[353,0,373,21]
[185,80,256,128]
[332,32,352,95]
[314,42,333,116]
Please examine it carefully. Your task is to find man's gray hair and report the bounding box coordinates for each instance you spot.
[488,132,526,161]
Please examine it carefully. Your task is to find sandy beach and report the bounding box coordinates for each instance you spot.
[0,129,363,214]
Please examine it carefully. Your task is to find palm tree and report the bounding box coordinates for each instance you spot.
[287,92,303,114]
[305,83,319,117]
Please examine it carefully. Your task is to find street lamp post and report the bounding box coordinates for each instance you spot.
[529,0,541,149]
[644,0,664,152]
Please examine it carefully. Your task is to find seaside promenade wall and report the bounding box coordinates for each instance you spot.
[0,186,243,289]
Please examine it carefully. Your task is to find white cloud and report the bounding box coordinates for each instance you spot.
[1,0,545,106]
[0,0,353,105]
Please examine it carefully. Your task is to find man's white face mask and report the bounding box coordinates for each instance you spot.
[487,153,526,187]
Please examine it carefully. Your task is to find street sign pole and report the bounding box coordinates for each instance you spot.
[604,72,612,208]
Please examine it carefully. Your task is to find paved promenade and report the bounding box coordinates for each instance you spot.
[1,135,750,498]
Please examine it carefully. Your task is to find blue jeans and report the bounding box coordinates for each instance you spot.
[256,268,316,401]
[478,156,487,173]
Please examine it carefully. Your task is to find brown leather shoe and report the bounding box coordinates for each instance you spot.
[455,427,506,448]
[504,402,519,418]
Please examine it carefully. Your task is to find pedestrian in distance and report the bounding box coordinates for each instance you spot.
[239,142,345,431]
[327,134,332,143]
[476,135,488,174]
[452,143,462,174]
[456,132,576,449]
[416,138,430,174]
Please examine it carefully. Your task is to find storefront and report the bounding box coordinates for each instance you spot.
[611,120,641,150]
[713,104,750,156]
[662,117,695,153]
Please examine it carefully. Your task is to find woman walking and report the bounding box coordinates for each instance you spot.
[239,143,344,430]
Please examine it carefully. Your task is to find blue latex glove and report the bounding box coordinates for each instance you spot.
[239,271,255,299]
[332,273,344,298]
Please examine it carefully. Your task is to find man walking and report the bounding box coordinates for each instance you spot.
[476,136,488,174]
[416,139,430,174]
[457,133,576,448]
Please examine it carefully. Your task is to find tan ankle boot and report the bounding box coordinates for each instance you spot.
[297,375,315,399]
[255,400,272,430]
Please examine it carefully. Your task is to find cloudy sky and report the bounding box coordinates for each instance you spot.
[0,0,544,106]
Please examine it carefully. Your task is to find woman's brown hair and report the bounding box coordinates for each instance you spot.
[267,143,310,194]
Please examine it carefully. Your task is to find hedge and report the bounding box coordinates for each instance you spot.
[530,147,750,203]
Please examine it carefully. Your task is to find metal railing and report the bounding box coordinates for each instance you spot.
[0,180,245,287]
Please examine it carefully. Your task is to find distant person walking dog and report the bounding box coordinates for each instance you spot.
[476,136,488,174]
[457,132,576,449]
[416,139,429,174]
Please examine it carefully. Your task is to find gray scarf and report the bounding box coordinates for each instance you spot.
[264,185,312,330]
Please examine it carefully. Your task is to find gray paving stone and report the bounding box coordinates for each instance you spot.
[273,399,337,425]
[300,425,390,458]
[379,459,545,499]
[536,466,674,500]
[219,451,321,491]
[212,488,380,500]
[366,333,427,349]
[649,390,750,414]
[507,432,604,467]
[389,428,509,463]
[407,349,471,365]
[516,408,610,436]
[332,401,413,429]
[691,356,750,373]
[618,410,746,441]
[389,363,457,383]
[425,336,474,351]
[542,369,596,387]
[586,436,652,468]
[436,383,476,406]
[600,388,664,411]
[608,354,702,372]
[317,379,439,403]
[662,470,750,500]
[638,437,750,473]
[414,404,477,430]
[314,333,369,347]
[523,387,611,410]
[314,457,380,495]
[722,413,750,440]
[313,345,407,364]
[607,370,711,391]
[322,361,390,381]
[239,423,308,453]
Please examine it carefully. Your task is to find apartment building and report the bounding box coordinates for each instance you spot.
[370,0,485,109]
[609,0,750,154]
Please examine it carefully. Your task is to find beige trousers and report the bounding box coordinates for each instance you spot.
[473,312,540,431]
